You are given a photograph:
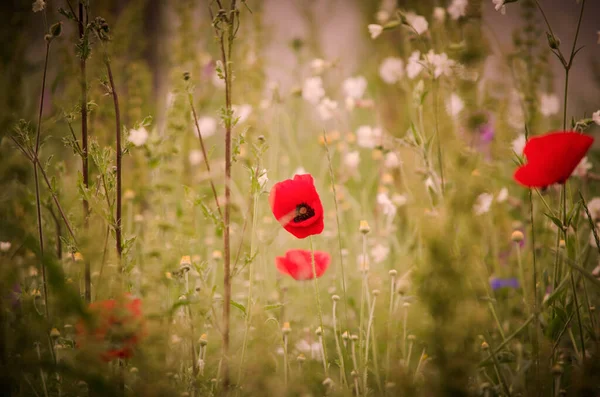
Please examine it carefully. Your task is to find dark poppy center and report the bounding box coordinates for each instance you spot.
[293,203,315,223]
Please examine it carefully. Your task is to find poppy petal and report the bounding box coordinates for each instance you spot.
[275,249,330,280]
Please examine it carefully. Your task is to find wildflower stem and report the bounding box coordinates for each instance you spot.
[433,79,444,195]
[332,299,348,387]
[479,314,535,366]
[363,292,377,393]
[485,339,512,397]
[283,334,289,386]
[34,40,51,320]
[516,242,529,316]
[385,272,395,381]
[309,236,328,376]
[528,188,540,392]
[323,134,349,328]
[78,2,91,303]
[102,51,123,267]
[237,167,260,385]
[35,343,49,397]
[359,233,367,371]
[188,93,223,219]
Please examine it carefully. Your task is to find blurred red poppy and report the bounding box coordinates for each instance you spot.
[276,249,330,280]
[269,174,324,239]
[76,295,143,362]
[514,131,593,188]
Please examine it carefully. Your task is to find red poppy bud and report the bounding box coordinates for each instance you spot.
[276,249,330,280]
[514,131,593,188]
[269,174,324,239]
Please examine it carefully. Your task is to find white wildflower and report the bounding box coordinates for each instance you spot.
[405,13,429,35]
[371,244,390,264]
[295,339,311,354]
[406,51,423,79]
[433,7,446,22]
[376,10,390,24]
[127,127,148,147]
[0,242,11,252]
[539,93,560,116]
[343,151,361,172]
[392,194,408,207]
[473,193,494,215]
[310,342,322,360]
[343,76,367,100]
[492,0,506,14]
[368,24,383,39]
[197,116,217,138]
[496,187,509,203]
[592,110,600,125]
[377,192,397,218]
[424,51,454,78]
[232,104,252,124]
[257,169,268,188]
[573,156,592,178]
[317,98,338,121]
[189,150,204,166]
[379,57,404,84]
[32,0,45,12]
[302,77,325,105]
[447,0,469,20]
[293,167,308,176]
[586,198,600,221]
[512,134,526,155]
[356,125,383,149]
[310,58,330,75]
[445,93,464,116]
[384,152,401,169]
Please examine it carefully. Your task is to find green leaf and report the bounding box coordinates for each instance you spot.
[544,213,564,230]
[264,303,284,311]
[230,300,247,316]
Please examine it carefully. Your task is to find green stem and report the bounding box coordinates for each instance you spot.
[309,236,328,376]
[332,299,348,387]
[363,292,377,392]
[528,189,540,391]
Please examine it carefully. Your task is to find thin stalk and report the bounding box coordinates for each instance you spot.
[485,342,511,397]
[283,333,289,386]
[34,41,51,319]
[363,292,377,393]
[403,303,409,360]
[35,343,49,397]
[385,272,395,381]
[433,79,444,194]
[488,301,506,341]
[309,236,328,376]
[359,233,368,370]
[103,54,123,265]
[516,242,529,316]
[323,136,349,327]
[236,170,260,385]
[528,189,540,391]
[188,93,223,219]
[79,2,91,303]
[479,314,535,366]
[332,299,348,387]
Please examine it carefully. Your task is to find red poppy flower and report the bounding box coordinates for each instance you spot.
[269,174,324,239]
[76,295,143,362]
[514,131,593,188]
[276,249,330,280]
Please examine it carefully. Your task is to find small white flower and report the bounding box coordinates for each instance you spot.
[405,13,429,35]
[232,104,252,124]
[433,7,446,22]
[392,194,408,207]
[317,98,338,120]
[539,93,560,116]
[197,116,217,138]
[424,51,454,78]
[295,339,311,353]
[356,125,383,149]
[32,0,45,12]
[302,77,325,105]
[343,76,367,100]
[344,151,361,171]
[368,24,383,39]
[425,176,437,192]
[512,134,526,155]
[573,156,592,178]
[447,0,469,20]
[293,167,308,176]
[127,127,148,147]
[492,0,506,14]
[586,198,600,221]
[371,244,390,264]
[310,58,330,75]
[473,193,494,215]
[377,192,397,218]
[445,93,464,117]
[0,241,11,252]
[276,347,285,356]
[406,51,423,79]
[592,110,600,125]
[376,10,390,23]
[384,152,401,169]
[379,57,404,84]
[496,187,509,203]
[310,342,322,360]
[257,169,268,188]
[189,150,204,166]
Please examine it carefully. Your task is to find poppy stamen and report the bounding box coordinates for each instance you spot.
[294,203,315,223]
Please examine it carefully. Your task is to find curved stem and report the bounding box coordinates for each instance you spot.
[309,236,328,376]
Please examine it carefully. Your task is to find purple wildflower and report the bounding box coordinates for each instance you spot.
[490,277,519,290]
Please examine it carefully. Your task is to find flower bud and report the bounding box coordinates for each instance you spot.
[50,22,62,38]
[389,269,397,277]
[559,239,566,249]
[511,230,524,243]
[359,220,371,234]
[297,353,306,363]
[282,322,291,334]
[481,341,489,351]
[331,294,340,301]
[546,32,561,49]
[199,333,208,346]
[315,326,323,336]
[372,289,380,296]
[50,328,61,338]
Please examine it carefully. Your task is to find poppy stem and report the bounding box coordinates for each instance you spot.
[528,189,541,394]
[309,236,329,377]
